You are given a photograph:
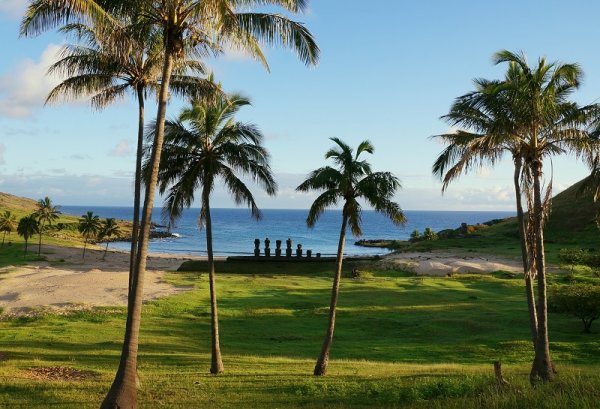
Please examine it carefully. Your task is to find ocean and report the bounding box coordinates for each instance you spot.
[60,206,515,257]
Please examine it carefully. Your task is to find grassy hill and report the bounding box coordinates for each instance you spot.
[0,192,133,266]
[394,179,600,263]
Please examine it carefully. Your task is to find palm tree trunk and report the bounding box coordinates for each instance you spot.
[513,157,537,347]
[203,186,224,374]
[83,238,87,260]
[104,242,109,261]
[314,209,348,376]
[37,228,43,256]
[128,86,145,296]
[2,231,6,246]
[23,238,28,257]
[529,160,555,383]
[101,42,176,409]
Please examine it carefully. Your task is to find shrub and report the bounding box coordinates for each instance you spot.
[549,284,600,333]
[558,248,588,273]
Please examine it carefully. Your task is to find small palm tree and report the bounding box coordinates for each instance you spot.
[297,138,406,376]
[34,196,61,255]
[78,211,101,259]
[0,211,17,246]
[17,214,39,257]
[148,92,277,374]
[98,218,121,260]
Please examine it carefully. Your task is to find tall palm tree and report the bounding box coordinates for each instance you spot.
[0,211,17,247]
[34,196,61,256]
[21,1,318,406]
[47,21,216,292]
[99,218,121,260]
[147,92,277,374]
[17,215,39,257]
[297,138,406,376]
[433,50,600,383]
[432,78,541,347]
[78,211,101,259]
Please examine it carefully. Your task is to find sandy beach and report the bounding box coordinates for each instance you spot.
[0,245,524,316]
[0,245,210,316]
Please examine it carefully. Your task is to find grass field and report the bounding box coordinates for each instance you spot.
[0,262,599,408]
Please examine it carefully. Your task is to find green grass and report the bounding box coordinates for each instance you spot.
[1,264,599,408]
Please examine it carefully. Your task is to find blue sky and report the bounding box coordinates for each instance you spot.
[0,0,599,210]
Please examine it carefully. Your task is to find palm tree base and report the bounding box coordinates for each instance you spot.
[313,360,327,376]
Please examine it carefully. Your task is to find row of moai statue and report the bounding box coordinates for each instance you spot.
[254,238,320,258]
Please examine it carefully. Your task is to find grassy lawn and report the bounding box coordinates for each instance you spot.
[0,264,599,408]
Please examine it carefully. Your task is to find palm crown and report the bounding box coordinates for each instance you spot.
[297,137,405,236]
[148,92,277,226]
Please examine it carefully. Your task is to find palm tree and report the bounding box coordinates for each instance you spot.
[432,78,541,348]
[433,50,600,383]
[34,196,61,256]
[297,138,406,376]
[78,211,101,259]
[21,1,318,405]
[47,21,216,291]
[148,92,277,374]
[99,218,121,260]
[0,211,17,247]
[17,215,39,257]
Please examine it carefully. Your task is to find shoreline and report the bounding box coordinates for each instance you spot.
[0,243,525,316]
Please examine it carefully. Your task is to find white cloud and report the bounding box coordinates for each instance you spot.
[109,141,132,157]
[0,44,62,118]
[0,0,27,19]
[0,144,5,165]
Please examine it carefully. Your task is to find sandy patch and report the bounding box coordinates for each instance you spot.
[0,245,208,316]
[380,252,523,276]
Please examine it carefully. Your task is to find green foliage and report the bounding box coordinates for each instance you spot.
[558,248,588,273]
[410,229,421,242]
[549,284,600,333]
[423,227,439,241]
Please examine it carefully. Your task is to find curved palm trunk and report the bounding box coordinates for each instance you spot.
[314,209,348,376]
[101,45,176,409]
[513,157,538,347]
[128,87,145,295]
[82,237,88,259]
[529,161,555,383]
[203,186,224,374]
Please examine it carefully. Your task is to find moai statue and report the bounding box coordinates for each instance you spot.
[275,240,282,257]
[254,238,260,257]
[286,238,293,257]
[296,243,303,258]
[264,237,271,257]
[306,250,312,258]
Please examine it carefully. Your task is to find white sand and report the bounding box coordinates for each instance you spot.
[380,251,523,275]
[0,245,204,315]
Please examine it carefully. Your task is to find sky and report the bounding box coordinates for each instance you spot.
[1,0,599,210]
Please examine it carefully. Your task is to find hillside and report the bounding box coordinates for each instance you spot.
[0,192,134,250]
[395,178,600,261]
[0,192,38,214]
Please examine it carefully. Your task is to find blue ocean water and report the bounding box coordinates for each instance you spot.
[60,206,514,257]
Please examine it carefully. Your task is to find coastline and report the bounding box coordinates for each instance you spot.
[0,243,525,316]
